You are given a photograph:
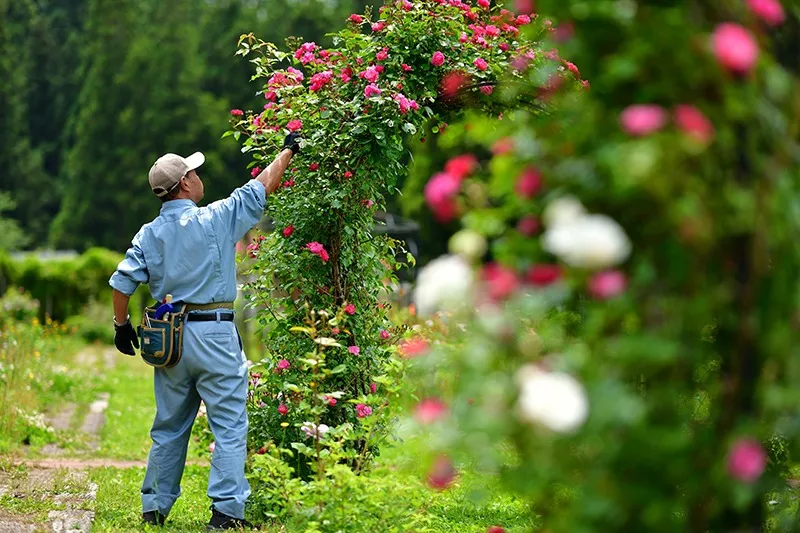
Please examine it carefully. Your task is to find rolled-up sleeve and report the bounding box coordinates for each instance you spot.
[207,179,267,243]
[109,232,149,296]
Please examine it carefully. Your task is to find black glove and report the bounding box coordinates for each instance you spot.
[114,320,139,356]
[282,132,302,155]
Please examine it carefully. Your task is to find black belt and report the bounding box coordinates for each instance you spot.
[186,312,235,322]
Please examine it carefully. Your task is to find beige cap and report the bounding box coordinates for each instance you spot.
[148,152,205,197]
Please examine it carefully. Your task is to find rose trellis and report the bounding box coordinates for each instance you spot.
[226,0,583,477]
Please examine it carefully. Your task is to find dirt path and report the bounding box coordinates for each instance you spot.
[0,347,117,532]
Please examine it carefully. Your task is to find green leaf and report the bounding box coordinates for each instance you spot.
[315,337,342,347]
[329,364,347,374]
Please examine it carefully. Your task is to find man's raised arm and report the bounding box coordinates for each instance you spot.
[256,133,301,194]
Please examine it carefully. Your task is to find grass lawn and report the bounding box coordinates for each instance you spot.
[87,349,536,532]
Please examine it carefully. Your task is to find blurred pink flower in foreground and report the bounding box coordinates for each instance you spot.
[427,455,456,490]
[588,270,627,299]
[209,441,215,453]
[516,216,539,236]
[487,527,505,533]
[399,337,429,358]
[711,23,759,75]
[619,105,668,136]
[482,263,520,302]
[727,438,767,483]
[747,0,785,26]
[414,398,448,424]
[675,105,715,144]
[515,167,542,199]
[355,403,372,418]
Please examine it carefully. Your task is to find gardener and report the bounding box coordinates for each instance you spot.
[108,132,301,530]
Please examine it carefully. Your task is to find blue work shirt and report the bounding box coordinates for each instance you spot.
[109,179,266,304]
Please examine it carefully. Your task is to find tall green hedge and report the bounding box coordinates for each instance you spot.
[3,248,148,323]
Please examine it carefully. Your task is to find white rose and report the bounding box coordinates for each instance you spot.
[542,195,586,227]
[449,229,488,260]
[516,365,589,433]
[541,214,631,269]
[413,255,474,316]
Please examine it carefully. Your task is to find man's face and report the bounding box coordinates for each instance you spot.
[184,169,204,203]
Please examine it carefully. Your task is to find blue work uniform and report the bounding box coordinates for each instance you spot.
[109,179,266,520]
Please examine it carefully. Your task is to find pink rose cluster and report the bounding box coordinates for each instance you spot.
[309,70,334,92]
[393,93,420,114]
[620,104,715,144]
[423,154,478,223]
[305,241,330,262]
[355,403,372,418]
[294,41,318,65]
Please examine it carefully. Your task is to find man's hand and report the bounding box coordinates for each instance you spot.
[282,132,302,155]
[114,321,139,356]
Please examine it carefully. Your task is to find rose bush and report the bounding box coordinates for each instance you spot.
[400,1,800,532]
[227,0,582,485]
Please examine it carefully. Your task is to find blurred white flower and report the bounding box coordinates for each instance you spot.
[413,254,474,316]
[301,422,330,440]
[516,365,589,433]
[542,195,586,227]
[542,214,631,269]
[448,229,488,260]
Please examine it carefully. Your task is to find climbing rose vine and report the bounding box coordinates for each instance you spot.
[227,0,582,480]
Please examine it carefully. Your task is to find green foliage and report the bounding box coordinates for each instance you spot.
[233,1,570,494]
[5,248,148,323]
[400,2,800,532]
[0,287,40,327]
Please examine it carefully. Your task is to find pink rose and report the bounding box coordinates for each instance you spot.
[588,270,627,299]
[309,70,333,91]
[675,105,715,144]
[348,345,361,355]
[331,327,340,335]
[619,104,668,136]
[286,119,303,132]
[564,61,580,77]
[277,359,290,370]
[344,171,353,179]
[348,14,363,24]
[355,403,372,418]
[287,67,304,81]
[515,168,542,199]
[362,65,380,82]
[401,63,413,72]
[727,438,767,483]
[371,21,386,32]
[487,527,505,533]
[264,91,276,102]
[364,83,382,98]
[369,382,377,394]
[401,0,413,10]
[278,404,288,415]
[399,337,429,358]
[209,441,216,453]
[478,0,490,7]
[711,23,759,75]
[440,71,468,99]
[482,263,520,301]
[376,49,389,61]
[427,455,456,490]
[250,167,261,178]
[282,225,294,238]
[459,32,468,43]
[747,0,785,26]
[431,51,445,67]
[526,264,562,287]
[474,57,488,71]
[230,109,243,116]
[380,329,390,340]
[424,172,461,207]
[344,303,356,315]
[516,216,539,236]
[516,14,531,25]
[309,163,319,171]
[480,85,494,95]
[491,137,514,155]
[327,396,337,406]
[414,398,447,424]
[444,154,478,179]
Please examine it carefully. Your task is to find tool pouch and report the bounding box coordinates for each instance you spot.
[137,303,186,368]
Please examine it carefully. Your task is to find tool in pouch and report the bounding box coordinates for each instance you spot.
[137,294,186,368]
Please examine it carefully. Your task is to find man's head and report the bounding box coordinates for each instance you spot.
[148,152,205,204]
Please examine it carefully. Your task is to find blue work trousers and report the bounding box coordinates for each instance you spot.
[141,311,250,519]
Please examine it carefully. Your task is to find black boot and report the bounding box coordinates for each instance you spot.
[206,507,253,530]
[142,510,167,526]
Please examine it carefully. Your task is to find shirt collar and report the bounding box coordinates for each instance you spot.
[160,199,197,214]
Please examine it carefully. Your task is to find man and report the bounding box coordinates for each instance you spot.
[109,132,300,530]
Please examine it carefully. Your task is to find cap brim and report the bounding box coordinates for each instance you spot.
[184,152,205,171]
